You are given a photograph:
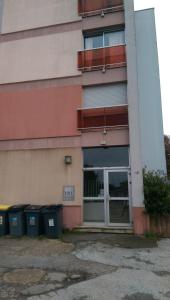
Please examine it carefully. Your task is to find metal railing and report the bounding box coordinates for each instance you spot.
[78,0,124,17]
[78,45,126,72]
[77,105,128,130]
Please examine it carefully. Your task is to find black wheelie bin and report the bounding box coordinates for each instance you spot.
[42,205,63,239]
[8,204,29,236]
[25,205,44,237]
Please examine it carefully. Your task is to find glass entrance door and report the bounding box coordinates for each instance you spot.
[106,170,131,226]
[83,170,105,224]
[83,168,131,226]
[83,147,130,227]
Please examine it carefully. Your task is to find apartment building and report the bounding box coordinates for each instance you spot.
[0,0,166,234]
[165,136,170,179]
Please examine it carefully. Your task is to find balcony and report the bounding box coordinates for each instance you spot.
[78,0,124,17]
[77,105,128,130]
[78,45,126,72]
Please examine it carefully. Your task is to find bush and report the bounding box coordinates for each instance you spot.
[143,170,170,216]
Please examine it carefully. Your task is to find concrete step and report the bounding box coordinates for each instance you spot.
[74,226,134,234]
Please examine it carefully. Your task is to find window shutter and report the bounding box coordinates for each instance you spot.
[83,83,127,108]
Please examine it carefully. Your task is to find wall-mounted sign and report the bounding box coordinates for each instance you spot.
[63,186,75,201]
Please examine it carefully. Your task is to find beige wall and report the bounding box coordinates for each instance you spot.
[0,148,83,206]
[0,30,82,83]
[2,0,81,34]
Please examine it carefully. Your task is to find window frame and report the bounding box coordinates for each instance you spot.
[84,29,125,50]
[83,146,130,169]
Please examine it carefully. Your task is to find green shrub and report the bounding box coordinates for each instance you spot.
[143,170,170,216]
[144,231,158,239]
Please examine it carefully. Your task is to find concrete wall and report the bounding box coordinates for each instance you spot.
[0,30,82,84]
[1,0,81,33]
[0,85,81,140]
[82,67,127,86]
[0,0,4,32]
[0,129,129,150]
[82,10,124,31]
[124,0,144,209]
[135,9,166,174]
[0,148,83,206]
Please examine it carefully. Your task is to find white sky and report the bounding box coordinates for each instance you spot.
[134,0,170,135]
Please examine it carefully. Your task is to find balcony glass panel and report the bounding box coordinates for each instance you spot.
[78,0,124,15]
[77,106,128,130]
[78,45,126,71]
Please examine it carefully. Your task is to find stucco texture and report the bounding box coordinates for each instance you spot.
[0,30,82,83]
[1,0,81,33]
[0,148,83,206]
[0,85,82,140]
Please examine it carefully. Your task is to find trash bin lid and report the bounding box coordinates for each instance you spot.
[0,205,11,211]
[24,205,44,212]
[42,204,63,213]
[9,204,29,212]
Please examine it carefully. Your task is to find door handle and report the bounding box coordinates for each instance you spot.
[106,195,110,202]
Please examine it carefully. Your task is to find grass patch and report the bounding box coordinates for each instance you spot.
[144,231,159,239]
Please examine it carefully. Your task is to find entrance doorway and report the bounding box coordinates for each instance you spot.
[83,168,131,226]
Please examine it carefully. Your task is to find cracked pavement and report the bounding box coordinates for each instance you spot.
[0,234,169,300]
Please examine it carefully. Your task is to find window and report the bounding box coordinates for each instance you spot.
[85,34,103,50]
[84,30,125,50]
[83,147,129,168]
[84,170,104,197]
[83,83,127,108]
[104,31,125,47]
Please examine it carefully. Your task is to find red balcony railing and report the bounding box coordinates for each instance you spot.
[77,106,128,130]
[78,45,126,72]
[78,0,124,16]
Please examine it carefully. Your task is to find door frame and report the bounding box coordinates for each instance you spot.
[104,168,132,227]
[83,167,132,227]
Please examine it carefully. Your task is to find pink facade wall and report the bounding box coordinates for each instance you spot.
[132,207,148,235]
[146,215,170,237]
[0,85,82,140]
[132,207,170,236]
[63,206,82,229]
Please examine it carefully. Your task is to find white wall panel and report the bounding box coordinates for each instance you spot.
[135,9,166,173]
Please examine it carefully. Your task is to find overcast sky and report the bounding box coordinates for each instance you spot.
[134,0,170,135]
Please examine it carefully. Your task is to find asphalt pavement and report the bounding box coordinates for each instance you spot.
[0,234,169,300]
